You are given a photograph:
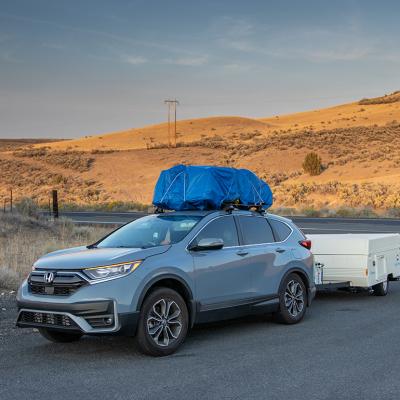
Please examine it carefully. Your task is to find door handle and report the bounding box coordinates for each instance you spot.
[275,247,286,253]
[236,250,249,256]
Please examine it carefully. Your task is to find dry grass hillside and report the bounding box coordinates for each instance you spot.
[2,91,400,214]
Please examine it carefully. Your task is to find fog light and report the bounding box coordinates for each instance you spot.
[104,317,113,326]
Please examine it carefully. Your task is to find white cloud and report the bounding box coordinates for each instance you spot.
[213,15,382,63]
[164,55,208,66]
[223,63,252,72]
[122,55,148,65]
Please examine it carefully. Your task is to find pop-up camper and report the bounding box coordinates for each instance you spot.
[308,233,400,296]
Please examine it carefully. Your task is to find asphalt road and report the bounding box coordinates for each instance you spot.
[58,211,400,234]
[2,284,400,400]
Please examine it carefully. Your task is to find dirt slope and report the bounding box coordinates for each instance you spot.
[45,116,274,151]
[2,91,400,212]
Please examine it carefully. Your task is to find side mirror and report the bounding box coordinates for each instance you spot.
[190,238,224,251]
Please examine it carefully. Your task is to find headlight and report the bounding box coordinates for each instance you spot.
[83,261,142,281]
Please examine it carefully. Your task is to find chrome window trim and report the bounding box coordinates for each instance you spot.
[267,217,295,244]
[236,214,294,246]
[186,213,294,251]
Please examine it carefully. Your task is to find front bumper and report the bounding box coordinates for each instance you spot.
[16,299,139,335]
[16,297,139,335]
[16,275,141,336]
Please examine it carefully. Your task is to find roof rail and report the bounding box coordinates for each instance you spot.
[222,202,265,214]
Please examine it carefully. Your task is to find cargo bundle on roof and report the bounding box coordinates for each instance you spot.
[152,165,273,211]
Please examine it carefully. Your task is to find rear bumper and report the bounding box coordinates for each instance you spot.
[16,297,139,336]
[308,285,317,306]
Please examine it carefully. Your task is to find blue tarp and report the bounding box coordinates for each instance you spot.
[152,165,273,211]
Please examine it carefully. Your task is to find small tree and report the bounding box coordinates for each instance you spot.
[303,152,322,176]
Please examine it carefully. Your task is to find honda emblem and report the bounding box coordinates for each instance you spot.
[44,272,55,284]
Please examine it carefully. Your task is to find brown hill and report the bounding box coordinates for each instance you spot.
[2,92,400,214]
[45,116,274,151]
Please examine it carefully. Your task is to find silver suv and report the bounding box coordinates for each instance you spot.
[17,210,316,356]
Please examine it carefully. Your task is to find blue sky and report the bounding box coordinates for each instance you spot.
[1,0,400,138]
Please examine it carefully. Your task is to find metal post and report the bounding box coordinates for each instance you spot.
[52,190,59,219]
[174,99,177,147]
[167,102,171,147]
[10,188,12,213]
[165,99,179,148]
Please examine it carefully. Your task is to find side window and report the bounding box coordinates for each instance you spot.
[269,219,292,242]
[238,216,275,245]
[195,217,239,247]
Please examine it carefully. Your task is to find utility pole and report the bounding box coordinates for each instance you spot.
[164,99,179,147]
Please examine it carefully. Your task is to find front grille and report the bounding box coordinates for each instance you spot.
[28,271,88,296]
[18,311,80,330]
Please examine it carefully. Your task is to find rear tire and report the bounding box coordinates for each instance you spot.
[38,328,82,343]
[136,288,188,357]
[275,273,307,324]
[373,279,389,296]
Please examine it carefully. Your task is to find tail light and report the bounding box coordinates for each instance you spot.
[299,240,312,250]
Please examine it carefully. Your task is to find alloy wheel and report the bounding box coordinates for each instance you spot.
[146,298,182,347]
[284,280,305,317]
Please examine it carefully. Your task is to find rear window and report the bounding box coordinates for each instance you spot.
[269,219,292,241]
[237,216,275,245]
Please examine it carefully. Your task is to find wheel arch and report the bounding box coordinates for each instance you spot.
[280,267,312,306]
[137,274,196,328]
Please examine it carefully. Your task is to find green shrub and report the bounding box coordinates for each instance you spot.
[302,152,322,176]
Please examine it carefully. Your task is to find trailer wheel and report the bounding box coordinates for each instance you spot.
[373,279,389,296]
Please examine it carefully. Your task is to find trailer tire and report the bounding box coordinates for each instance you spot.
[373,279,389,296]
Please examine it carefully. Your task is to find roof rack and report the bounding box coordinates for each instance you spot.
[222,202,265,214]
[154,204,266,214]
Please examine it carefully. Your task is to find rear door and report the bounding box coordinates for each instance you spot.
[236,215,288,297]
[191,215,256,308]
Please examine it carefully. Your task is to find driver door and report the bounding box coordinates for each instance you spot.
[190,215,256,309]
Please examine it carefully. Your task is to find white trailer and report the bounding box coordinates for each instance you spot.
[308,233,400,296]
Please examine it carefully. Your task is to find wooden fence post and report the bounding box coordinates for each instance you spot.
[52,190,59,218]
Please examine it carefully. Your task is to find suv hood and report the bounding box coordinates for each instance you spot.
[33,245,171,270]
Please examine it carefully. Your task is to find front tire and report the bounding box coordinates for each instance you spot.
[275,273,307,324]
[373,279,389,296]
[38,328,82,343]
[136,288,188,356]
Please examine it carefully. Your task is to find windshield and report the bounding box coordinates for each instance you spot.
[96,215,202,249]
